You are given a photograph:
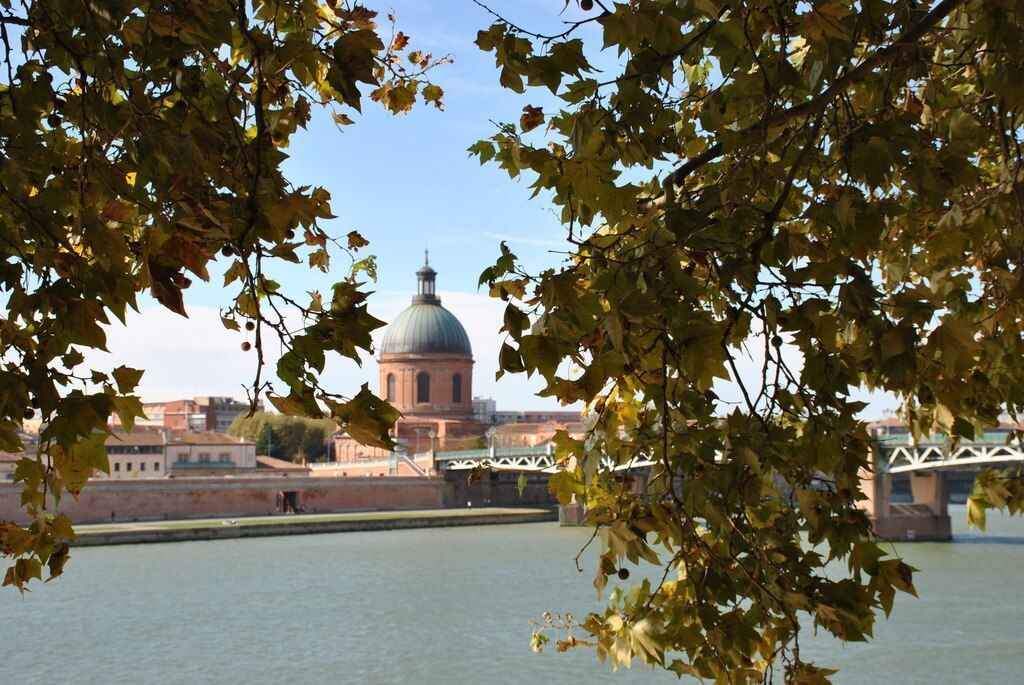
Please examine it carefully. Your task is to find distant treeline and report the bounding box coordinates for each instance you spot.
[228,412,335,463]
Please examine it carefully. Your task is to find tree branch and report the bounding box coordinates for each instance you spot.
[0,15,30,28]
[649,0,967,206]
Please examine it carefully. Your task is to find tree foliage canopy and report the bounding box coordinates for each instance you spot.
[474,0,1024,680]
[1,0,1023,682]
[0,0,437,588]
[228,410,334,462]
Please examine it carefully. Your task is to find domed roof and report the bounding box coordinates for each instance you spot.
[380,253,472,357]
[380,303,472,356]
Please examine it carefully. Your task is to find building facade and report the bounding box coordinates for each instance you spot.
[334,256,483,461]
[106,428,166,478]
[99,428,256,479]
[119,396,261,433]
[471,397,581,426]
[165,431,257,475]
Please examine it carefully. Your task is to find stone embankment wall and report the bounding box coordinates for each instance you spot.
[74,510,559,547]
[443,471,555,508]
[0,476,447,524]
[0,473,558,524]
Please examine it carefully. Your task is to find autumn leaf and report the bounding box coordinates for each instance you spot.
[391,31,410,51]
[520,105,544,132]
[347,230,370,249]
[0,0,447,590]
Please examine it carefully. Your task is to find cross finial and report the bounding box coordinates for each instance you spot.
[424,248,429,266]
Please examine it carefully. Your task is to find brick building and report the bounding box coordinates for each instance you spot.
[335,255,485,461]
[121,396,261,432]
[378,254,474,420]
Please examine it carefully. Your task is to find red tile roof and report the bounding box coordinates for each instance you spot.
[103,427,254,446]
[167,431,252,446]
[256,455,311,472]
[106,428,167,446]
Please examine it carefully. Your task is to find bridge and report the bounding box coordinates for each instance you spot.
[866,433,1024,541]
[877,435,1024,473]
[434,445,653,473]
[435,434,1024,539]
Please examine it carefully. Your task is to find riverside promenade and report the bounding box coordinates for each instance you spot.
[69,507,558,547]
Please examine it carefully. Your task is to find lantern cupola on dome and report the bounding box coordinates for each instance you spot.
[379,251,472,357]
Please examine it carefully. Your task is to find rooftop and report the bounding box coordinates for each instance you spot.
[256,455,312,473]
[104,428,254,446]
[380,257,471,357]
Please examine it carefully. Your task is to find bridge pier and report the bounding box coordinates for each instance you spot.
[559,498,585,526]
[861,455,951,542]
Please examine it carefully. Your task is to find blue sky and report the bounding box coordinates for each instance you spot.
[90,1,897,417]
[95,1,596,411]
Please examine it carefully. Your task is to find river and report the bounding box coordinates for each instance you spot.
[0,505,1021,684]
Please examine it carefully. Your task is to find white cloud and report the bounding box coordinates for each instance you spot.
[713,325,899,419]
[84,291,574,412]
[84,295,895,419]
[86,305,277,402]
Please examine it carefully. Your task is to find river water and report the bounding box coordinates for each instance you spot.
[1,505,1021,684]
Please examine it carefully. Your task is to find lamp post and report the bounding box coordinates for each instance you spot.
[485,426,497,455]
[428,429,436,453]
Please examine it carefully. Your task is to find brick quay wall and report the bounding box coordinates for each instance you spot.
[0,473,557,524]
[0,477,447,524]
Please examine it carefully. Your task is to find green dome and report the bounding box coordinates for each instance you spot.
[382,254,472,356]
[380,303,472,356]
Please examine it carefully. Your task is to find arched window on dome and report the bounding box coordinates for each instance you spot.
[386,374,396,402]
[416,372,430,403]
[452,373,462,404]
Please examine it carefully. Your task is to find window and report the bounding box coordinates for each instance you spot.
[154,462,160,471]
[452,373,462,403]
[114,463,120,472]
[140,462,146,471]
[219,452,230,462]
[126,462,133,471]
[177,453,189,463]
[416,372,430,403]
[199,452,210,463]
[386,373,396,402]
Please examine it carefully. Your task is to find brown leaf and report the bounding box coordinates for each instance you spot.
[520,105,544,132]
[347,230,370,249]
[148,261,188,317]
[391,31,409,51]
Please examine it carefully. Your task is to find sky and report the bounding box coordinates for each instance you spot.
[90,1,595,411]
[88,0,899,418]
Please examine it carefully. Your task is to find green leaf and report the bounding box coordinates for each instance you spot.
[111,366,144,394]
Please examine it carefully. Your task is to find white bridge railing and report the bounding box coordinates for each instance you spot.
[436,439,1024,476]
[434,445,654,473]
[878,440,1024,474]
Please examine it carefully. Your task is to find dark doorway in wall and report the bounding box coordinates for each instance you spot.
[277,491,298,514]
